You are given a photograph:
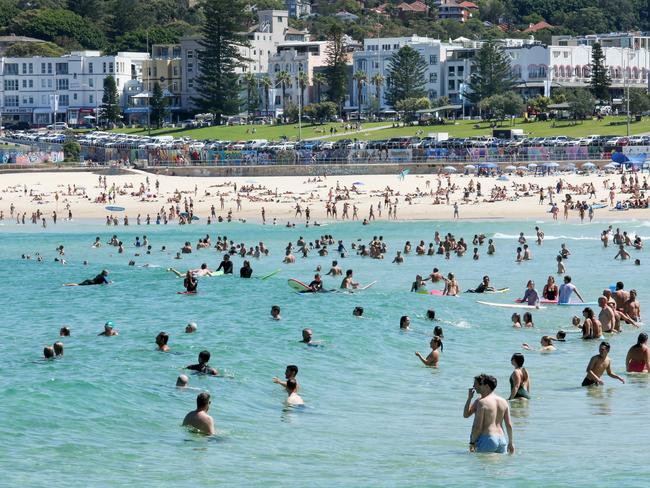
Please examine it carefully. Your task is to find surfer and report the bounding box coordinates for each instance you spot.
[182,392,215,435]
[518,280,540,307]
[543,276,559,301]
[341,269,359,290]
[67,269,110,286]
[183,271,198,293]
[240,260,253,278]
[216,254,233,274]
[466,275,494,293]
[307,273,324,292]
[558,275,584,304]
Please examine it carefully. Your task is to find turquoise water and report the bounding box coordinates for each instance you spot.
[2,218,650,487]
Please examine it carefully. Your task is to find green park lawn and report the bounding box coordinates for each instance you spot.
[104,116,650,142]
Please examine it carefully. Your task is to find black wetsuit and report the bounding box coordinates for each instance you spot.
[308,280,323,292]
[217,260,233,274]
[79,273,109,286]
[240,266,252,278]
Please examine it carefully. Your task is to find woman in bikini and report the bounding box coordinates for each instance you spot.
[543,276,559,302]
[625,332,650,373]
[509,353,531,400]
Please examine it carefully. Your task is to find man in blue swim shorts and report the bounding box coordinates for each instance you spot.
[468,374,515,454]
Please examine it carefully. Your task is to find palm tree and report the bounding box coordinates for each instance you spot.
[260,75,273,121]
[312,72,327,103]
[275,71,291,123]
[371,73,385,119]
[297,71,309,116]
[242,72,257,122]
[353,70,367,122]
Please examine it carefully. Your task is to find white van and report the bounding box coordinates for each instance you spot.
[46,122,69,130]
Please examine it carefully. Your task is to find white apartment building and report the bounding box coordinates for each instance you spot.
[506,43,650,99]
[268,40,328,112]
[180,9,308,110]
[0,50,148,127]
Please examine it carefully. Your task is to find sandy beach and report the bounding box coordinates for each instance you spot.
[0,169,647,223]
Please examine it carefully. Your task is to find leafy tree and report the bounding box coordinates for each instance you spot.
[99,75,121,128]
[479,92,524,121]
[589,42,611,102]
[528,95,550,113]
[191,0,250,124]
[9,9,106,49]
[324,24,349,115]
[149,82,168,128]
[5,41,64,57]
[312,72,327,103]
[111,22,194,53]
[479,0,507,24]
[352,70,367,120]
[566,88,595,122]
[371,73,384,117]
[466,41,516,104]
[67,0,106,22]
[297,71,309,113]
[314,101,338,123]
[435,95,450,107]
[0,0,19,29]
[628,88,650,115]
[385,45,427,107]
[395,97,430,122]
[242,72,258,120]
[260,75,273,118]
[63,139,81,162]
[275,71,291,122]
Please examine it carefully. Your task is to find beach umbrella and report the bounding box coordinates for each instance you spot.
[604,163,619,169]
[528,163,538,168]
[611,152,629,164]
[443,166,457,172]
[543,162,559,168]
[479,162,498,169]
[516,165,528,171]
[563,163,576,170]
[505,165,517,171]
[464,164,476,170]
[582,162,596,169]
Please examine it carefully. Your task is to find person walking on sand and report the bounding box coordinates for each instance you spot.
[453,202,459,219]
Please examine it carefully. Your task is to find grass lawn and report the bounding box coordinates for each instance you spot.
[101,116,650,142]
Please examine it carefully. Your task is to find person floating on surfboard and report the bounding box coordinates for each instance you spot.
[64,269,111,286]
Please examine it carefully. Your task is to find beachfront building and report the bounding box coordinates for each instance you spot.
[286,0,311,18]
[180,9,309,110]
[505,42,650,100]
[0,50,148,127]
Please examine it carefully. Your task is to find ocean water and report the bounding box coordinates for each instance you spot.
[1,218,649,487]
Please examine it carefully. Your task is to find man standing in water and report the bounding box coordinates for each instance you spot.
[182,392,215,435]
[558,275,584,304]
[582,342,625,386]
[468,374,515,454]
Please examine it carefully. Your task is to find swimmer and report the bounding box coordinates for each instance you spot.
[400,315,411,330]
[59,326,71,337]
[216,254,233,274]
[625,333,650,373]
[183,271,198,293]
[392,251,404,264]
[273,364,299,391]
[43,346,55,359]
[556,255,566,275]
[468,374,514,454]
[582,341,625,386]
[508,353,530,400]
[185,322,198,333]
[353,306,364,317]
[340,269,359,290]
[426,309,437,321]
[326,260,342,276]
[285,378,304,406]
[523,312,534,328]
[186,350,218,375]
[411,274,427,292]
[176,374,189,388]
[156,331,170,352]
[182,392,215,435]
[415,336,443,367]
[66,269,111,286]
[511,313,522,328]
[240,260,253,278]
[301,328,315,345]
[53,341,64,356]
[442,272,459,296]
[522,336,557,353]
[433,325,444,338]
[271,305,281,320]
[98,321,118,336]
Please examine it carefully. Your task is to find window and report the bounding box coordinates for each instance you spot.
[59,94,69,106]
[41,63,46,74]
[109,62,114,73]
[28,79,33,88]
[41,95,47,104]
[187,50,194,59]
[47,63,52,74]
[22,63,27,74]
[458,66,464,76]
[41,79,46,88]
[448,66,455,76]
[56,79,69,90]
[448,79,455,90]
[4,80,18,91]
[73,93,78,100]
[103,62,107,73]
[173,66,178,76]
[29,96,34,104]
[89,78,94,87]
[89,62,94,74]
[429,54,438,65]
[89,94,94,104]
[188,79,194,88]
[277,16,283,22]
[4,95,19,107]
[429,90,438,99]
[3,63,18,75]
[55,62,68,74]
[47,79,52,88]
[393,44,399,49]
[188,62,193,73]
[172,81,178,91]
[22,80,27,88]
[29,63,33,74]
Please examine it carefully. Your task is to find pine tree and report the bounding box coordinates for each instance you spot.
[149,82,168,128]
[324,25,349,115]
[99,75,120,128]
[589,42,611,102]
[191,0,250,124]
[466,41,517,105]
[384,45,427,107]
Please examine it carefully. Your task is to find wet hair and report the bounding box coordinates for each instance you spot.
[556,330,567,341]
[564,275,572,283]
[637,333,648,345]
[196,392,211,409]
[434,325,443,337]
[400,315,410,329]
[512,313,521,323]
[600,341,611,351]
[271,305,280,313]
[286,378,298,392]
[523,312,533,324]
[156,331,169,346]
[616,281,624,290]
[346,269,353,276]
[43,346,54,359]
[353,306,364,316]
[511,352,525,367]
[286,364,299,376]
[53,342,64,356]
[483,375,497,391]
[198,350,211,363]
[583,307,595,319]
[432,335,444,351]
[60,326,71,336]
[426,309,436,320]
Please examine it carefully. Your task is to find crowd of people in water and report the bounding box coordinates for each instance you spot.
[18,208,646,455]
